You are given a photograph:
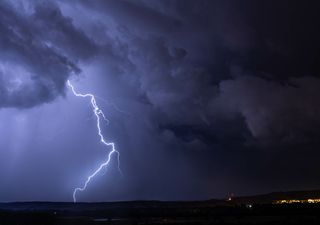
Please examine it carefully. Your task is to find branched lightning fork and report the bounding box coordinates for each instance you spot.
[67,80,121,203]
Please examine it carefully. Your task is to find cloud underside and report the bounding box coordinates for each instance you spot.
[1,0,320,146]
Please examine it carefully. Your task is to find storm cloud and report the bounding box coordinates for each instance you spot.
[215,76,320,144]
[0,1,87,108]
[1,0,320,201]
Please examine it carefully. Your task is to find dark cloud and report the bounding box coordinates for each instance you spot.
[56,0,320,163]
[0,1,91,108]
[2,0,320,201]
[77,0,182,34]
[32,2,98,59]
[82,0,320,147]
[215,76,320,145]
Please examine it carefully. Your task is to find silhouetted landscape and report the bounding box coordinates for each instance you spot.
[1,190,320,224]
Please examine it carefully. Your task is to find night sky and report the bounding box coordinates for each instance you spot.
[1,0,320,202]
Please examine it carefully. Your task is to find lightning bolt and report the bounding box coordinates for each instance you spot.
[67,80,121,203]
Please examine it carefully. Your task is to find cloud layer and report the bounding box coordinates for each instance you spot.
[3,0,320,145]
[0,1,84,108]
[1,0,320,201]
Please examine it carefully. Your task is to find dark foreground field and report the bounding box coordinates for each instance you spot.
[1,201,320,225]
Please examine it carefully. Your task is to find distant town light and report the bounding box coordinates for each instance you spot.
[274,199,320,204]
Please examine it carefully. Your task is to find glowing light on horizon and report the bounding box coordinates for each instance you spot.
[274,199,320,204]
